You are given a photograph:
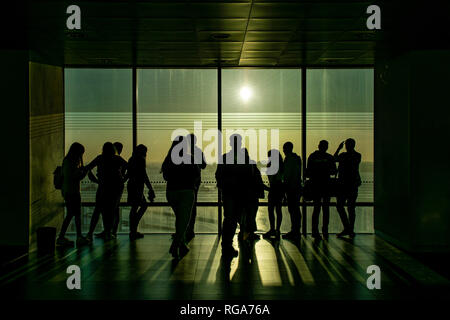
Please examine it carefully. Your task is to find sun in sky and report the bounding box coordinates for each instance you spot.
[240,86,252,102]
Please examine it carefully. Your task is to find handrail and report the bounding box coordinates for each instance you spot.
[80,201,374,207]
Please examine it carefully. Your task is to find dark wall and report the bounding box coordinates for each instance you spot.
[29,62,65,247]
[374,53,412,249]
[375,50,450,253]
[0,51,30,249]
[409,51,450,251]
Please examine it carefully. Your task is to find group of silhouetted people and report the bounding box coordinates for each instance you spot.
[57,134,361,261]
[216,134,362,258]
[57,141,157,247]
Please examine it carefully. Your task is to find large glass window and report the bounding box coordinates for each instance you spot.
[137,69,218,233]
[64,67,374,234]
[65,69,132,201]
[65,68,132,234]
[222,69,302,233]
[306,68,374,233]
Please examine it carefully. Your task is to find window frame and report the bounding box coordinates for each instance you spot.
[64,66,375,235]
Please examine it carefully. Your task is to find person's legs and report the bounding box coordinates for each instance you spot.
[322,196,330,236]
[59,195,76,239]
[61,193,88,245]
[176,190,195,245]
[275,202,283,233]
[249,198,258,234]
[129,204,139,234]
[135,202,148,233]
[112,206,120,235]
[87,189,102,237]
[311,196,321,236]
[129,190,145,236]
[264,193,276,238]
[221,193,239,252]
[100,193,113,236]
[347,190,358,234]
[62,193,82,237]
[74,212,82,237]
[112,186,123,235]
[186,188,198,237]
[87,206,101,235]
[336,194,351,235]
[130,199,148,240]
[287,190,301,234]
[267,202,276,232]
[168,189,194,257]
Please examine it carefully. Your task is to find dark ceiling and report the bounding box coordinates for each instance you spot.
[28,1,381,66]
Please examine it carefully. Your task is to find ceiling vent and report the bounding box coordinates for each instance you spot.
[91,58,116,65]
[319,57,354,63]
[65,30,86,39]
[210,33,231,41]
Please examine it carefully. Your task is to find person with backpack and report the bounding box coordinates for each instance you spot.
[306,140,337,240]
[56,142,90,247]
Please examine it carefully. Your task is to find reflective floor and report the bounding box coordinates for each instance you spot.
[0,235,449,300]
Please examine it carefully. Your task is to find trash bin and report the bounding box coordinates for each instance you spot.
[36,227,56,253]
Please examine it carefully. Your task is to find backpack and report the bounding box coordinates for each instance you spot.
[53,166,63,190]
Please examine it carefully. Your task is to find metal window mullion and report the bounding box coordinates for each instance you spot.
[132,67,137,151]
[301,67,307,236]
[218,67,222,236]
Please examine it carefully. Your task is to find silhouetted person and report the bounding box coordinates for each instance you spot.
[111,142,128,237]
[306,140,337,239]
[282,142,303,241]
[334,138,362,238]
[263,149,284,240]
[185,133,207,242]
[240,148,264,242]
[87,142,128,241]
[85,168,102,242]
[57,142,89,246]
[127,144,155,240]
[215,134,255,258]
[85,142,127,240]
[162,136,200,259]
